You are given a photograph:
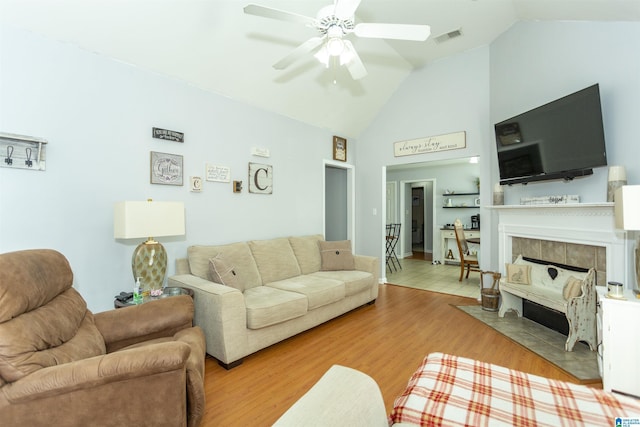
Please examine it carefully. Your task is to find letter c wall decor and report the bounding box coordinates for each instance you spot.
[248,162,273,194]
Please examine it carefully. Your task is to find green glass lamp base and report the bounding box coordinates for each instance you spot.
[132,240,167,294]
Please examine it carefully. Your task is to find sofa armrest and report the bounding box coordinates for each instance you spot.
[3,341,190,403]
[273,365,388,427]
[354,255,379,282]
[168,274,248,365]
[94,295,195,353]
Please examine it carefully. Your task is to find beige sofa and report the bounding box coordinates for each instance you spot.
[169,235,379,368]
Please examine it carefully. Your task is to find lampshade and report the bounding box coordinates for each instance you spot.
[614,185,640,291]
[114,200,185,239]
[614,185,640,231]
[114,200,185,300]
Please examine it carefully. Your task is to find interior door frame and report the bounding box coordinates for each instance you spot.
[322,159,355,250]
[399,178,437,259]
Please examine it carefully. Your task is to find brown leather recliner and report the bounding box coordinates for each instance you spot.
[0,249,206,427]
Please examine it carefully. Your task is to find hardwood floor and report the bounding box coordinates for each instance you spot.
[201,284,595,426]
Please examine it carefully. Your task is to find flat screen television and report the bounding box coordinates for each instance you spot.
[494,84,607,185]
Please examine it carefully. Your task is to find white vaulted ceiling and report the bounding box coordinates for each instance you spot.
[1,0,639,138]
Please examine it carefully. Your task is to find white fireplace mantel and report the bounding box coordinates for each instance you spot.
[493,203,630,287]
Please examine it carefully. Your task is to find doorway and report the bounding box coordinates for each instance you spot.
[400,179,435,261]
[410,182,433,261]
[385,156,480,265]
[323,161,355,246]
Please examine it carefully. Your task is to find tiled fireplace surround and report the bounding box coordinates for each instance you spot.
[496,204,630,289]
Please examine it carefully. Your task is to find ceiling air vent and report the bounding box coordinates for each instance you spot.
[434,28,463,44]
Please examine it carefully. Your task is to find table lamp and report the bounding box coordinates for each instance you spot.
[614,185,640,290]
[114,200,185,293]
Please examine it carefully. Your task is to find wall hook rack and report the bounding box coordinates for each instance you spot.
[0,132,47,171]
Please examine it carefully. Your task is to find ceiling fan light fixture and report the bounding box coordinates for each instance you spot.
[314,46,330,67]
[326,37,345,56]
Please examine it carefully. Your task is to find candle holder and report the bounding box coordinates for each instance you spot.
[493,184,504,205]
[607,166,626,202]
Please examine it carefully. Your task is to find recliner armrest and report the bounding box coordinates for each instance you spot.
[2,341,190,403]
[94,295,194,352]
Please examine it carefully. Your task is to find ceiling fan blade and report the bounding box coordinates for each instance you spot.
[273,37,326,70]
[342,41,367,80]
[244,4,316,26]
[333,0,361,19]
[354,23,431,41]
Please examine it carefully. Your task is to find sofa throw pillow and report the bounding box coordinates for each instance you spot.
[208,254,243,291]
[319,240,355,271]
[563,276,583,300]
[506,263,531,285]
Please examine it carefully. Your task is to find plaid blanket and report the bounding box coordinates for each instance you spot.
[390,353,640,426]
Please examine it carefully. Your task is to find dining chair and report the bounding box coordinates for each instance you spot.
[453,219,480,281]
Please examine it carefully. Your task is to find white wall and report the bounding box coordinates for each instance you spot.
[356,20,640,277]
[0,25,342,312]
[488,20,640,287]
[490,21,640,203]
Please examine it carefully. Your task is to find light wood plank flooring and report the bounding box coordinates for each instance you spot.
[201,284,595,426]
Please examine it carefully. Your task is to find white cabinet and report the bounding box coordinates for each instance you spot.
[596,286,640,397]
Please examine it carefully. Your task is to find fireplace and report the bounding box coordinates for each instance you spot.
[496,203,629,288]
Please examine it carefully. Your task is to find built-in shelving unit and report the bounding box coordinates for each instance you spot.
[442,192,480,208]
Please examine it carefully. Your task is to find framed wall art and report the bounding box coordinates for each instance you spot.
[248,162,273,194]
[150,151,183,186]
[333,136,347,162]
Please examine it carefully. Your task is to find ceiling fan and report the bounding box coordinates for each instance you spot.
[244,0,430,80]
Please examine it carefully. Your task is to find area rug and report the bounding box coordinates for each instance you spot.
[455,305,600,382]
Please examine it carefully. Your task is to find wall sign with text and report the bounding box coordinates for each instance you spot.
[152,127,184,143]
[394,131,466,157]
[206,164,231,182]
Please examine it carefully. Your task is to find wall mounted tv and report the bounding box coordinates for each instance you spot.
[494,84,607,185]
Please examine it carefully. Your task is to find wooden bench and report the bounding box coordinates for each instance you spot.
[498,256,597,352]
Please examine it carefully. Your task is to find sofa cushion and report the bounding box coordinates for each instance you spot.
[266,275,345,310]
[188,243,262,290]
[249,238,301,285]
[311,271,373,297]
[244,286,308,329]
[208,254,242,291]
[319,240,355,271]
[289,235,323,274]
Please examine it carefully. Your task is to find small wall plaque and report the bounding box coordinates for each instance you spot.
[333,136,347,162]
[152,127,184,143]
[190,176,203,192]
[206,164,231,182]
